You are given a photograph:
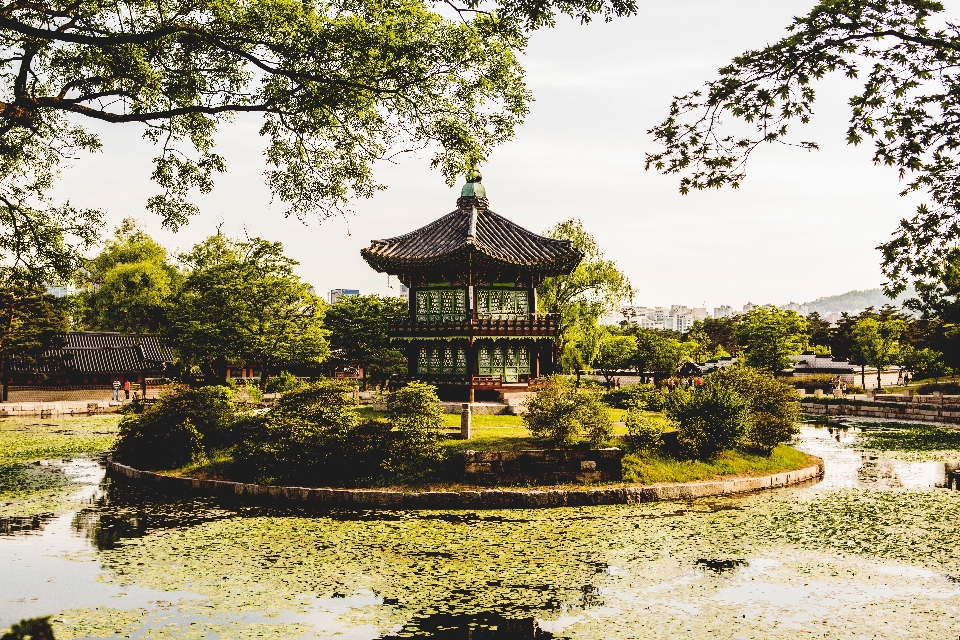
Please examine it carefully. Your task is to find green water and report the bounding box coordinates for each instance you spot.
[2,425,960,639]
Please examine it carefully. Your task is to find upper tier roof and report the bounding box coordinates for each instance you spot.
[361,175,582,278]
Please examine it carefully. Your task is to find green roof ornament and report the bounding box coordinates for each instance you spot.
[460,169,486,198]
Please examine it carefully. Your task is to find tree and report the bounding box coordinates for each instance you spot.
[0,282,68,401]
[906,247,960,371]
[632,328,686,383]
[167,235,329,389]
[0,0,635,284]
[324,294,408,390]
[644,0,960,294]
[79,219,180,333]
[852,315,907,389]
[736,306,807,374]
[537,219,632,358]
[593,333,637,386]
[697,316,740,357]
[805,312,833,352]
[559,316,604,382]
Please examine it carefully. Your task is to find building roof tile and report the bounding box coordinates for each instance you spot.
[361,194,582,277]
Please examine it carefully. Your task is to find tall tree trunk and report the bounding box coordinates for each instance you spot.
[212,356,229,386]
[877,366,882,390]
[861,365,866,389]
[259,362,271,392]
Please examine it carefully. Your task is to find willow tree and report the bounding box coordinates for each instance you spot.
[0,0,635,282]
[645,0,960,296]
[537,219,633,359]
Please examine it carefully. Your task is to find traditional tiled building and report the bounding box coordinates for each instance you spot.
[11,332,173,392]
[361,173,582,398]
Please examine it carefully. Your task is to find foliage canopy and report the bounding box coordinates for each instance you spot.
[0,0,635,283]
[645,0,960,295]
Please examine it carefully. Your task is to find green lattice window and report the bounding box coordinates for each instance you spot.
[477,344,531,383]
[415,288,467,321]
[475,288,529,318]
[418,345,468,375]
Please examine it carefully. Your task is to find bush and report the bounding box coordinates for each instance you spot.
[523,376,613,447]
[711,367,801,454]
[113,384,236,469]
[603,383,656,409]
[917,381,960,394]
[788,374,837,393]
[664,384,750,460]
[265,371,308,394]
[624,409,664,455]
[234,379,448,486]
[114,415,205,470]
[233,379,361,484]
[386,381,446,474]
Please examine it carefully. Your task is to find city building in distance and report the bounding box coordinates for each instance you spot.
[713,305,734,319]
[329,288,360,304]
[621,305,708,332]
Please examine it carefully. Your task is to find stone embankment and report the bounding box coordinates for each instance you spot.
[0,401,124,418]
[801,393,960,425]
[106,457,823,510]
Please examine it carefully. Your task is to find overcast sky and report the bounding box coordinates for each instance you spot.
[49,0,929,310]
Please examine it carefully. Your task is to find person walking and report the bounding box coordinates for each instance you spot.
[111,378,121,401]
[123,379,131,401]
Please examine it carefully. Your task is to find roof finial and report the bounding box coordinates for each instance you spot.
[460,167,486,198]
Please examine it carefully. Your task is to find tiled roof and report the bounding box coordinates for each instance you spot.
[788,354,855,373]
[63,332,173,364]
[13,332,174,375]
[361,196,583,277]
[61,347,149,374]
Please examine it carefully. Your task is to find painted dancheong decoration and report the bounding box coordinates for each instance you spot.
[361,171,583,397]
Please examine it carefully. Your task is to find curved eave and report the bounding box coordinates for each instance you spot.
[361,244,582,278]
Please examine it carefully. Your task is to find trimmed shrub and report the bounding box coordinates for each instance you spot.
[523,376,613,447]
[624,409,665,455]
[664,384,750,460]
[113,384,235,469]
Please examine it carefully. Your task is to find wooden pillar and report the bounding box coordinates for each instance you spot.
[468,340,476,403]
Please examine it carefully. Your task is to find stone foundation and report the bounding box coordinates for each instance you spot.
[0,401,123,417]
[105,456,824,510]
[463,448,623,485]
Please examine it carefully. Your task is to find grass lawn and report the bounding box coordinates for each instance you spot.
[621,444,816,485]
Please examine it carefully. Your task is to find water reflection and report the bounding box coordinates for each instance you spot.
[4,424,960,639]
[382,613,553,639]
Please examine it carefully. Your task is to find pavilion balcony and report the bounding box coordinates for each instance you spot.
[387,313,558,338]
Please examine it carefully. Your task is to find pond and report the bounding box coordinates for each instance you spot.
[3,423,960,639]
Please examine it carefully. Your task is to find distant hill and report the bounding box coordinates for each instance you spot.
[803,287,916,315]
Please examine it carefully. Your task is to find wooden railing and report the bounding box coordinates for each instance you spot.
[387,314,558,338]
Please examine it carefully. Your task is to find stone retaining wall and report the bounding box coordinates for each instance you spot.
[105,457,824,510]
[801,400,960,425]
[464,448,623,485]
[0,401,123,417]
